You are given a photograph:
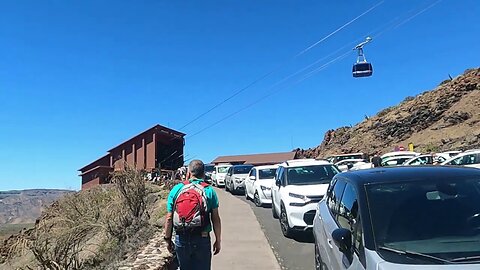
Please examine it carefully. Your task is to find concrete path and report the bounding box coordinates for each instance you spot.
[212,188,281,270]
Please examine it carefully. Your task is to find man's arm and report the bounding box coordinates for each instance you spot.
[164,212,174,239]
[211,208,222,255]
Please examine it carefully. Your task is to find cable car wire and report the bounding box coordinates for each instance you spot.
[177,1,385,131]
[182,0,442,141]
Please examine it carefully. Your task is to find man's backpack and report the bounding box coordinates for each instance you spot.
[173,181,209,232]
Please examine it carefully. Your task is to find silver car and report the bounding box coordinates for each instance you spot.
[314,166,480,269]
[224,164,253,194]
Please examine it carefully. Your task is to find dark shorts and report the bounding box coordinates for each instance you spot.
[174,233,212,270]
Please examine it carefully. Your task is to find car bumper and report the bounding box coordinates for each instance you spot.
[259,189,272,204]
[216,179,225,186]
[233,181,245,191]
[286,202,318,229]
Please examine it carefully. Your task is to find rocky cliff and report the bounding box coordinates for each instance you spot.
[296,68,480,158]
[0,189,73,225]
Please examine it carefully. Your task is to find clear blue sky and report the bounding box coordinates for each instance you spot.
[1,1,479,191]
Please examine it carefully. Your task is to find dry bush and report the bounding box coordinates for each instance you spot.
[27,188,113,269]
[3,167,158,270]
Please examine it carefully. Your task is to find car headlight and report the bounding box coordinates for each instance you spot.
[260,186,271,191]
[289,193,306,200]
[289,193,309,207]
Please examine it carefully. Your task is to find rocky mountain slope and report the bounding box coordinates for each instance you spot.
[0,189,73,225]
[296,68,480,158]
[0,169,174,270]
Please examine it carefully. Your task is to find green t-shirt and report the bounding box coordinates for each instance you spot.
[167,179,219,232]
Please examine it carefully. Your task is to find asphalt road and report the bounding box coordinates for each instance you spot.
[233,192,315,270]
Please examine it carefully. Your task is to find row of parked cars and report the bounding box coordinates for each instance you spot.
[205,149,480,269]
[332,149,480,171]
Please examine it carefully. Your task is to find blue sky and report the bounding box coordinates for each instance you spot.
[1,1,479,191]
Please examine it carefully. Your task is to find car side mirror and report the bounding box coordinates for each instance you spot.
[332,228,352,254]
[275,178,281,187]
[249,176,256,181]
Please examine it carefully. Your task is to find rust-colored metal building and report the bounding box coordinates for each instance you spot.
[79,124,185,190]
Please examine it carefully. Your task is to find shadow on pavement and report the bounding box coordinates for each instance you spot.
[291,232,315,243]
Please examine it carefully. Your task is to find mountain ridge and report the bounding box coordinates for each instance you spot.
[296,67,480,158]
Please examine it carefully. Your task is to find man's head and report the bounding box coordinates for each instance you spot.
[188,159,205,179]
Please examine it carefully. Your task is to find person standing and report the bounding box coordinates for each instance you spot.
[164,160,222,270]
[371,152,382,168]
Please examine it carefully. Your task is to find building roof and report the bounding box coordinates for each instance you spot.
[212,151,296,166]
[108,124,185,152]
[78,154,111,172]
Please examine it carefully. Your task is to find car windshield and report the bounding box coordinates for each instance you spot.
[259,168,277,179]
[204,165,214,172]
[217,166,230,173]
[233,165,253,174]
[286,165,339,185]
[366,178,480,262]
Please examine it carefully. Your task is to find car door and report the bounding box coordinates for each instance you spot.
[272,167,283,213]
[325,181,365,270]
[225,167,233,187]
[320,178,346,269]
[245,168,255,198]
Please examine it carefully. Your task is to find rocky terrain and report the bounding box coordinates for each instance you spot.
[0,169,174,270]
[296,68,480,158]
[0,189,73,225]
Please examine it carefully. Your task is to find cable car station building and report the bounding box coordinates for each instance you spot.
[79,124,185,190]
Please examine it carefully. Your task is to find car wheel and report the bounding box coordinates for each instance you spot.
[280,203,293,238]
[225,181,229,192]
[245,190,249,200]
[272,199,279,219]
[314,240,324,270]
[254,191,262,207]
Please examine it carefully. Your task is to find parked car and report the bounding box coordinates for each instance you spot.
[204,164,215,184]
[441,150,480,169]
[440,150,462,157]
[334,159,367,172]
[245,165,278,206]
[271,159,340,237]
[381,156,414,167]
[326,153,365,164]
[403,153,449,165]
[314,166,480,269]
[381,151,419,162]
[212,164,231,187]
[224,164,254,194]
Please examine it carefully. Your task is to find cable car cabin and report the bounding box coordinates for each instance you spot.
[352,62,373,77]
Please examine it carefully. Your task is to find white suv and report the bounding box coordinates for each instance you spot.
[441,150,480,169]
[271,159,340,238]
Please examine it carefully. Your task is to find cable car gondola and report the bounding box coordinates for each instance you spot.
[353,37,373,78]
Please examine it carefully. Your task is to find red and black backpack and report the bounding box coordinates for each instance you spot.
[173,181,209,232]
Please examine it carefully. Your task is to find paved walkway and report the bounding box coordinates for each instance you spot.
[212,188,281,270]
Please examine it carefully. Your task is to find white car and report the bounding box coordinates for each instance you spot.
[271,159,340,238]
[441,150,480,169]
[245,165,278,206]
[403,154,449,165]
[224,164,254,194]
[334,159,367,172]
[212,164,231,187]
[440,150,461,157]
[381,155,415,167]
[381,151,419,162]
[326,153,365,164]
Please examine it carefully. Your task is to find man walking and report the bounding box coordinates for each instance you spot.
[164,160,222,270]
